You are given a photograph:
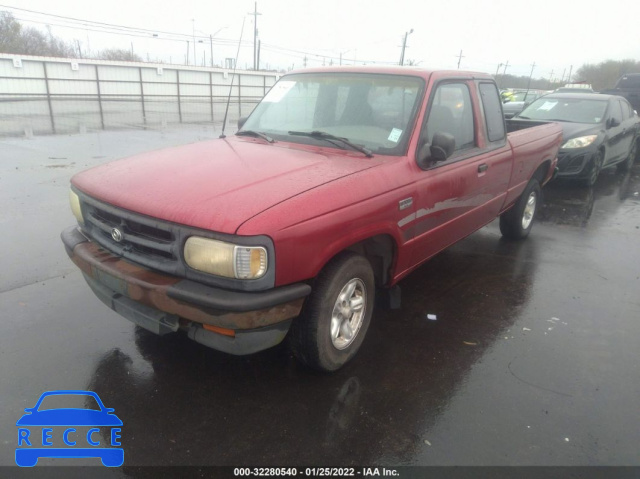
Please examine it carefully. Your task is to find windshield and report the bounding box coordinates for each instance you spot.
[510,91,540,102]
[518,97,608,124]
[241,73,425,155]
[36,394,101,411]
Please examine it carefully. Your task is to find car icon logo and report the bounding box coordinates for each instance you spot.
[111,228,123,243]
[15,390,124,467]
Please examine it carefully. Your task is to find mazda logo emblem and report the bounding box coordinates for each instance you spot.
[111,228,123,243]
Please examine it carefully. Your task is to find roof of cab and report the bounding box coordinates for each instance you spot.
[284,65,494,81]
[543,93,616,101]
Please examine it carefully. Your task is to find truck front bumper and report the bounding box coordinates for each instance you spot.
[61,226,311,355]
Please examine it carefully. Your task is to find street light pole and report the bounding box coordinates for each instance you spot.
[195,27,228,68]
[192,19,196,66]
[399,29,413,66]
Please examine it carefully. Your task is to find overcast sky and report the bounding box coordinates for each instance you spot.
[2,0,639,80]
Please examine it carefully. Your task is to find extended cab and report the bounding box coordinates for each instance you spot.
[62,67,562,371]
[600,73,640,112]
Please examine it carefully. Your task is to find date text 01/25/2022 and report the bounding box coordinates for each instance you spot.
[233,468,399,476]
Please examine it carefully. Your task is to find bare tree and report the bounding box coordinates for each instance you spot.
[574,59,640,90]
[94,48,142,62]
[0,12,77,57]
[497,73,561,91]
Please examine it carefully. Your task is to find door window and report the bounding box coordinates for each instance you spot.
[609,100,623,124]
[424,83,475,153]
[619,100,630,120]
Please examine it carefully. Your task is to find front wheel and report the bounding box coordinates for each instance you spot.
[289,252,375,372]
[499,179,541,240]
[586,151,604,186]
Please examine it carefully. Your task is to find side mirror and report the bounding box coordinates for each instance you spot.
[238,116,248,129]
[416,132,456,169]
[607,117,620,128]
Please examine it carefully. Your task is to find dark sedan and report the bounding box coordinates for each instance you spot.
[515,93,639,185]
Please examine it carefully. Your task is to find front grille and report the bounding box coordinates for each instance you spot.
[74,191,277,292]
[557,153,585,173]
[81,197,181,274]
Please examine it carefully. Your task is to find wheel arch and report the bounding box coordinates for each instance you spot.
[532,159,553,184]
[344,234,397,287]
[313,234,398,288]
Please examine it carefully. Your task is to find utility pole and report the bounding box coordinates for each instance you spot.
[526,61,536,93]
[192,20,198,66]
[75,39,82,58]
[210,35,213,67]
[248,2,262,70]
[567,65,573,83]
[498,60,510,88]
[185,41,189,66]
[399,29,413,66]
[548,69,554,87]
[560,68,566,84]
[456,50,464,69]
[502,60,510,76]
[495,63,503,77]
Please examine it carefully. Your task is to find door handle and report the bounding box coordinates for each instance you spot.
[478,164,489,173]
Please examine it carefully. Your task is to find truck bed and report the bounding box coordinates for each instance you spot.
[505,118,555,133]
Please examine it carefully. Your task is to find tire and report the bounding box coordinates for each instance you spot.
[499,179,541,240]
[617,139,637,173]
[289,252,375,372]
[585,150,604,186]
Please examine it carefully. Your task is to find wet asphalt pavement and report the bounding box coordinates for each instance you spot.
[1,127,639,470]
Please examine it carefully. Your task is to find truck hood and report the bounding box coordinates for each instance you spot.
[72,137,380,234]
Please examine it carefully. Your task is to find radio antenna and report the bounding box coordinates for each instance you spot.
[219,17,246,139]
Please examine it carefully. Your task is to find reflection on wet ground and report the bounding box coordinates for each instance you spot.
[1,138,639,467]
[539,162,640,228]
[80,229,539,466]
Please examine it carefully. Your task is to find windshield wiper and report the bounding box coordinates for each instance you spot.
[288,130,373,158]
[516,115,531,119]
[235,130,275,143]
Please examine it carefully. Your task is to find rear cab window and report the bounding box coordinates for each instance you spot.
[618,75,640,89]
[478,82,506,143]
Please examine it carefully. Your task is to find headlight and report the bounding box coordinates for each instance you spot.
[184,236,268,280]
[69,189,84,224]
[561,135,598,149]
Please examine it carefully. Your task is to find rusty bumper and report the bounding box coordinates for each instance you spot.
[61,226,311,355]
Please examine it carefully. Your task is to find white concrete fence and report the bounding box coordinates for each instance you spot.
[0,54,278,136]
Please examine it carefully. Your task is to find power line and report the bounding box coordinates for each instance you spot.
[0,4,201,40]
[10,14,251,47]
[2,4,398,66]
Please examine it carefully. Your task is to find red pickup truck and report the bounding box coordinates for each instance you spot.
[62,67,562,371]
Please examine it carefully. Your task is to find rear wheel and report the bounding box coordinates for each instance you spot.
[617,140,637,173]
[289,252,375,372]
[499,179,541,240]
